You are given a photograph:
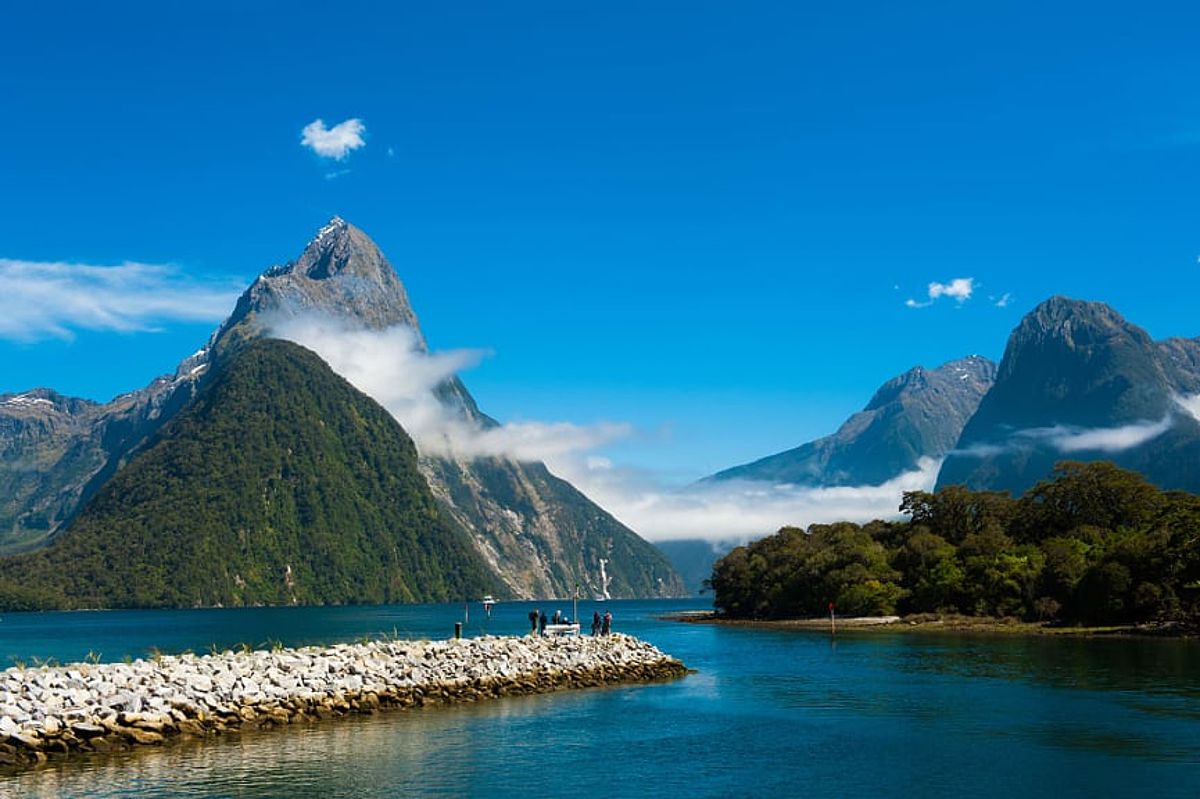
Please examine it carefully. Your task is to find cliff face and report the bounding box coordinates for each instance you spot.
[424,456,681,599]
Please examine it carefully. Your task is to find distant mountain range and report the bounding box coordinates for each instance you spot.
[0,218,684,607]
[707,296,1200,501]
[709,356,996,486]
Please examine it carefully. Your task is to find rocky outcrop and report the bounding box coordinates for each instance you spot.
[0,634,687,771]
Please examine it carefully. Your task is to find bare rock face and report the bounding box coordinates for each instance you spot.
[219,217,424,343]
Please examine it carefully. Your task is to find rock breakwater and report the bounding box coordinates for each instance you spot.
[0,634,687,771]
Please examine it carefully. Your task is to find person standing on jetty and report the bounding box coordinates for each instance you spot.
[539,610,548,636]
[529,608,540,635]
[602,610,612,635]
[592,610,601,636]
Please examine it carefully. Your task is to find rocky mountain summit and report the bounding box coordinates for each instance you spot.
[709,356,996,487]
[937,296,1200,495]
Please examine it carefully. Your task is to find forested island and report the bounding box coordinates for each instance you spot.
[709,462,1200,627]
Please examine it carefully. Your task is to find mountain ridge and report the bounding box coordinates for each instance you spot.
[709,355,996,487]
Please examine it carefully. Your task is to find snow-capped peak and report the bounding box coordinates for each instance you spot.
[309,216,348,248]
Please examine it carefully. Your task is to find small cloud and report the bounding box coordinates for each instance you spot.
[0,259,241,341]
[929,277,974,302]
[300,118,366,160]
[905,277,974,309]
[324,169,352,181]
[386,147,395,158]
[994,292,1012,308]
[952,416,1173,458]
[1043,417,1171,453]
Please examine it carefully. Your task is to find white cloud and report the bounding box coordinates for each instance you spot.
[1176,394,1200,423]
[324,169,352,181]
[547,456,942,543]
[0,259,241,341]
[994,292,1012,308]
[952,416,1173,458]
[1042,417,1171,453]
[267,315,629,462]
[300,118,366,160]
[906,277,974,308]
[269,313,942,543]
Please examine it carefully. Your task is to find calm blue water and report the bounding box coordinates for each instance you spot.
[1,599,1198,798]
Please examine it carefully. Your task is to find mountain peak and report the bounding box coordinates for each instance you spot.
[218,218,425,347]
[864,355,996,411]
[1019,296,1133,339]
[291,216,387,282]
[938,296,1193,495]
[1003,296,1156,383]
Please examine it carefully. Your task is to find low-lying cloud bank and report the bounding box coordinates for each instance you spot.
[550,457,941,544]
[269,316,938,544]
[954,415,1174,458]
[268,316,629,463]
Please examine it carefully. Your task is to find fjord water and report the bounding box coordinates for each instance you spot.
[2,600,1198,798]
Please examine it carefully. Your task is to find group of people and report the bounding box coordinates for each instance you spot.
[590,610,612,636]
[527,607,612,636]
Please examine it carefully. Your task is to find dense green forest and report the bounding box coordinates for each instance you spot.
[0,339,496,610]
[709,461,1200,626]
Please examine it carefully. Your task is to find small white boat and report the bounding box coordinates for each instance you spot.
[543,622,580,636]
[482,595,495,616]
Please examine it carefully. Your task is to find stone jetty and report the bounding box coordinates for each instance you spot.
[0,633,687,771]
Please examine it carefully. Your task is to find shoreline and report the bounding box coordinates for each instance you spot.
[0,633,688,773]
[666,611,1197,638]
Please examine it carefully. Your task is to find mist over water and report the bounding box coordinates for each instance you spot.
[2,600,1198,799]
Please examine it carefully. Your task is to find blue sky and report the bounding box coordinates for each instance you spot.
[2,1,1199,484]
